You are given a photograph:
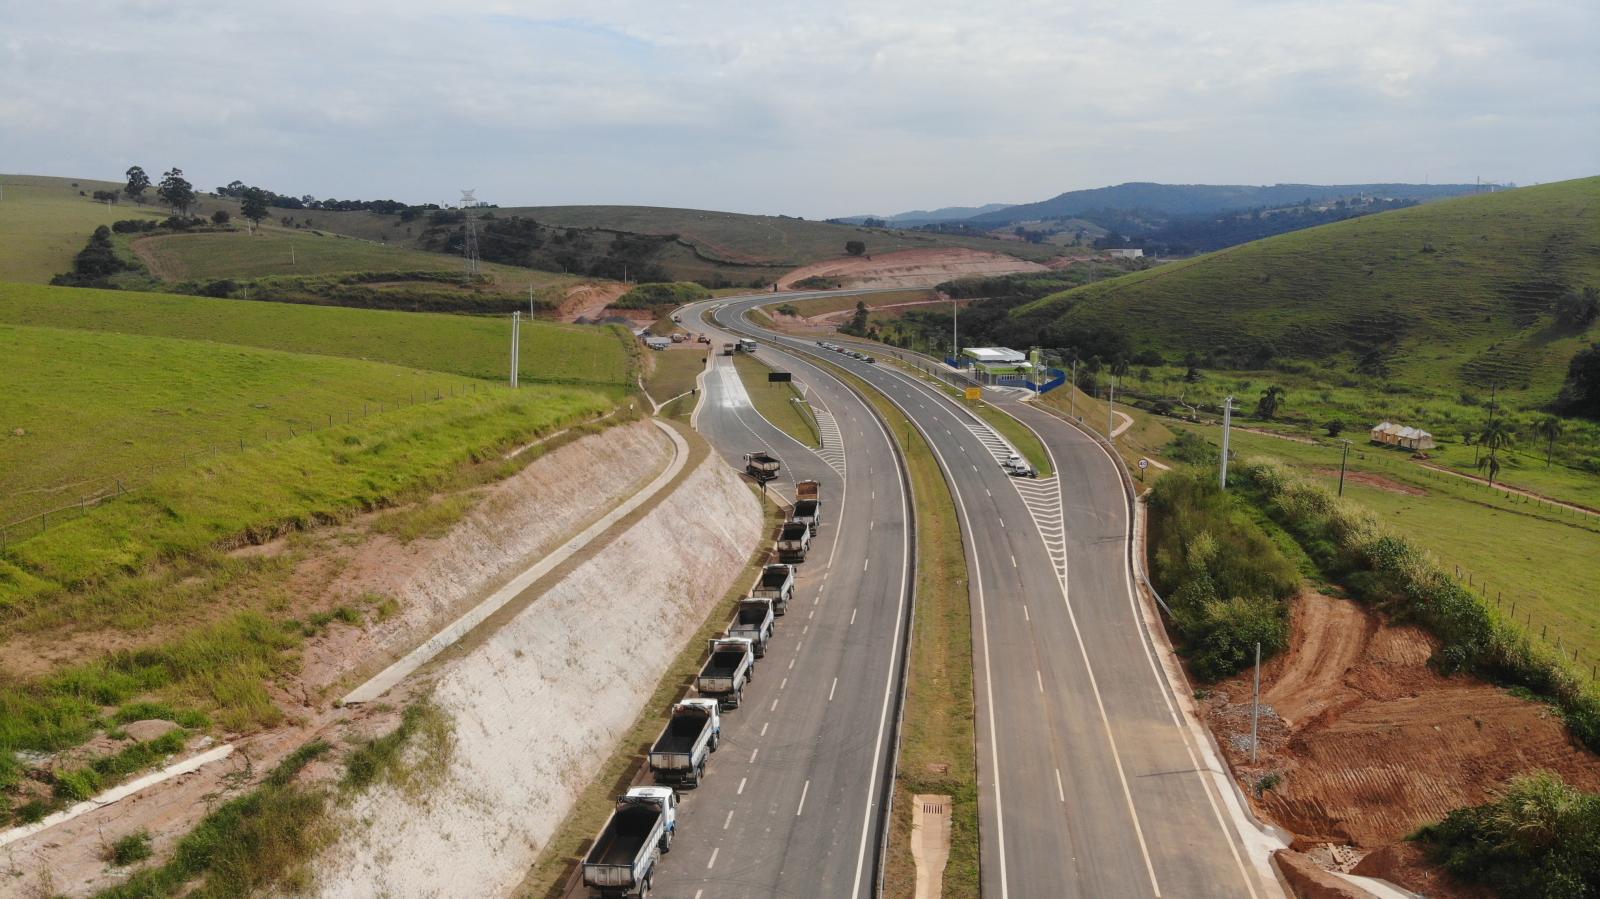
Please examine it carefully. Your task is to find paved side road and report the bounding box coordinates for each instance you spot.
[716,295,1283,899]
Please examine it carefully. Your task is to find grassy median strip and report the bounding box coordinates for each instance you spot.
[518,491,782,899]
[823,362,978,898]
[642,346,707,421]
[873,352,1053,478]
[731,352,821,448]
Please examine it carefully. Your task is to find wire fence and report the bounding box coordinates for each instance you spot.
[1454,564,1600,685]
[1,381,489,550]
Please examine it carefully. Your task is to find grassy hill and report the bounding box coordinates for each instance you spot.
[1019,177,1600,406]
[0,283,632,388]
[0,174,162,281]
[970,180,1487,224]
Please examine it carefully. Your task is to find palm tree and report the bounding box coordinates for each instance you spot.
[1532,415,1565,468]
[1476,418,1515,485]
[1255,385,1286,420]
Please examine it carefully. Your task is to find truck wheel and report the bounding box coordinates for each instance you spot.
[731,688,742,708]
[660,828,674,852]
[709,733,720,751]
[639,874,652,897]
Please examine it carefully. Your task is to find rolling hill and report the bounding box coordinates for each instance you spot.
[1014,177,1600,405]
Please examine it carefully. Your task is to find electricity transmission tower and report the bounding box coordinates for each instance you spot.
[460,189,480,275]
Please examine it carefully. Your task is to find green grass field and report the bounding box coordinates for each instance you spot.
[0,174,163,282]
[1164,423,1600,671]
[131,227,579,293]
[1021,177,1600,410]
[642,347,706,418]
[0,324,481,525]
[0,283,632,389]
[769,288,939,318]
[731,353,820,448]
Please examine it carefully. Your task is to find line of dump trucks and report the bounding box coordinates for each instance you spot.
[581,468,821,898]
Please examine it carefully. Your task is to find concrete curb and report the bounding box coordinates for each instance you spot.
[0,744,235,849]
[342,419,690,705]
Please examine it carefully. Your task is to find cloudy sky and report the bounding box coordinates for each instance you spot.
[3,0,1595,217]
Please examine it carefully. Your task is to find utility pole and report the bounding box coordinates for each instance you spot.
[290,245,296,266]
[529,283,535,317]
[509,311,520,387]
[1069,359,1078,421]
[1338,439,1351,496]
[1107,377,1117,442]
[951,296,958,362]
[1220,395,1235,489]
[1250,642,1262,763]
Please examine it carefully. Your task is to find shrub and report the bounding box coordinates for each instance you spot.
[1415,771,1600,898]
[611,281,711,309]
[1166,430,1219,465]
[110,829,154,866]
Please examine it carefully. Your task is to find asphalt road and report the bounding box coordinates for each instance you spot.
[711,294,1277,899]
[628,300,914,899]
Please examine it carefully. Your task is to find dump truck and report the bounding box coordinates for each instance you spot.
[776,520,812,563]
[722,342,735,356]
[751,563,795,615]
[581,786,678,898]
[728,597,775,658]
[695,637,754,709]
[790,480,821,534]
[744,451,781,483]
[647,699,720,787]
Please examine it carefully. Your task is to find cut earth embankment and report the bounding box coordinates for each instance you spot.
[308,444,761,897]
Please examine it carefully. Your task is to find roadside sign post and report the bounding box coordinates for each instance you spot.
[1338,440,1352,496]
[1138,458,1149,481]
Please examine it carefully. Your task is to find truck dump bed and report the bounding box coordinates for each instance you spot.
[651,716,707,755]
[702,650,746,679]
[759,567,791,589]
[736,605,768,625]
[793,499,819,518]
[584,805,656,869]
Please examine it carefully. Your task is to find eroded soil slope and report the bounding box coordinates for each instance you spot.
[778,247,1047,289]
[1204,592,1600,890]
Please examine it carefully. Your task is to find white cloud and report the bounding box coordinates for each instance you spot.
[1,0,1594,215]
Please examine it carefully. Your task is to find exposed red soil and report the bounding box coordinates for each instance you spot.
[556,282,630,322]
[777,247,1048,289]
[1204,591,1600,897]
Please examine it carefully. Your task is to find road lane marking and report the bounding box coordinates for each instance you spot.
[749,748,759,763]
[829,677,838,701]
[802,625,809,635]
[724,811,734,830]
[760,722,769,736]
[1023,604,1030,621]
[1036,670,1044,693]
[770,698,779,711]
[999,517,1005,528]
[850,608,857,625]
[863,558,870,571]
[737,777,747,794]
[788,658,795,670]
[1011,554,1017,567]
[779,678,787,690]
[1056,769,1065,802]
[808,610,814,619]
[707,848,719,869]
[796,780,811,816]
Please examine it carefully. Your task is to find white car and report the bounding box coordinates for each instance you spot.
[1003,454,1036,478]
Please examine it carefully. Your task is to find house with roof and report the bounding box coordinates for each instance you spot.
[1369,421,1436,451]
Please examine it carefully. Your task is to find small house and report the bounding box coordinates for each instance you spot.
[1369,421,1435,451]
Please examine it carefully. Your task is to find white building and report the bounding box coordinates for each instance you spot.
[1369,421,1436,451]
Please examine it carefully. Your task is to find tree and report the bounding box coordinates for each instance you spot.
[1255,385,1286,420]
[1476,418,1515,485]
[839,300,870,336]
[844,240,866,257]
[1557,343,1600,419]
[1325,419,1345,438]
[1554,286,1600,331]
[157,168,195,216]
[240,187,270,230]
[211,209,231,225]
[91,190,119,204]
[1531,416,1564,468]
[124,166,150,201]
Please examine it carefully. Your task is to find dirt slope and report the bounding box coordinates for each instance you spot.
[777,247,1048,289]
[1204,592,1600,892]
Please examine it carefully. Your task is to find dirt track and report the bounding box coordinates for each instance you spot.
[777,247,1047,289]
[1204,592,1600,891]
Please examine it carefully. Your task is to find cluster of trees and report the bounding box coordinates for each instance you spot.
[213,180,431,216]
[423,215,677,282]
[51,225,138,287]
[1555,286,1600,331]
[123,165,197,216]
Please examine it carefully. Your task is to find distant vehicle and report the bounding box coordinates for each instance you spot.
[671,333,685,343]
[728,597,776,658]
[1003,453,1037,478]
[863,355,876,364]
[581,786,678,898]
[737,338,758,353]
[697,335,711,344]
[672,315,681,323]
[647,698,720,787]
[776,520,812,562]
[750,563,795,615]
[695,637,754,709]
[744,451,781,483]
[790,480,821,534]
[722,343,735,356]
[816,340,829,348]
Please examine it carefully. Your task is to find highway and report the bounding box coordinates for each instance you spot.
[634,301,915,898]
[708,293,1280,898]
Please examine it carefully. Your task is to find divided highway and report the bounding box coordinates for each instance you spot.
[710,293,1280,898]
[632,301,914,898]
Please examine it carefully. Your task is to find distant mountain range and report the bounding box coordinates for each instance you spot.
[964,182,1497,224]
[832,203,1014,226]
